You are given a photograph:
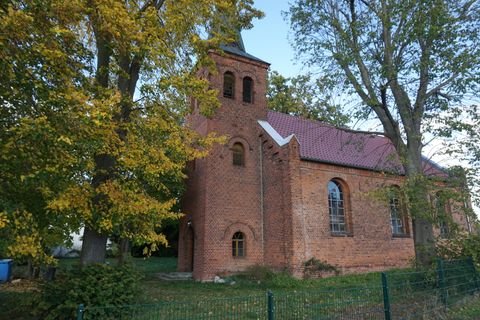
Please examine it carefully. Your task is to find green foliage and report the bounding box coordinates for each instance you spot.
[266,272,301,289]
[390,263,438,291]
[447,296,480,320]
[0,281,40,320]
[36,263,141,319]
[131,217,180,258]
[436,232,480,267]
[267,70,350,127]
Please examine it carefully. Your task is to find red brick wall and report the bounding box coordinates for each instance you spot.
[260,135,292,271]
[289,160,415,275]
[259,137,416,277]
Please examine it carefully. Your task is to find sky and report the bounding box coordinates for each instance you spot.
[242,1,302,77]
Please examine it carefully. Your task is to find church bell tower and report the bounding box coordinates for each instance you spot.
[178,33,270,280]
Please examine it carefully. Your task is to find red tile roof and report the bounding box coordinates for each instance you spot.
[266,111,447,177]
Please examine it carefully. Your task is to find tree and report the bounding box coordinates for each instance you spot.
[287,0,480,264]
[0,1,92,274]
[0,0,262,267]
[439,105,480,211]
[267,70,350,127]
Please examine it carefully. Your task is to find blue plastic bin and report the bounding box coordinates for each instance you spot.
[0,259,13,283]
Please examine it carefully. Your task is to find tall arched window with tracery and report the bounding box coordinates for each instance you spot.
[328,180,347,233]
[232,232,245,257]
[223,71,235,98]
[434,192,450,238]
[388,187,409,236]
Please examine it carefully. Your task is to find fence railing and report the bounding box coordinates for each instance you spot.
[76,258,479,320]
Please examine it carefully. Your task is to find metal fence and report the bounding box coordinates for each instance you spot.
[77,258,479,320]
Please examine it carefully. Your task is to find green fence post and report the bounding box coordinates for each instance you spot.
[76,304,84,320]
[267,290,275,320]
[381,272,392,320]
[437,259,447,307]
[467,257,480,291]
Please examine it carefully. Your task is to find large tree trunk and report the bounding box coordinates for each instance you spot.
[405,140,435,266]
[118,238,131,265]
[80,227,108,266]
[412,219,435,265]
[115,55,140,264]
[80,27,112,265]
[79,36,141,265]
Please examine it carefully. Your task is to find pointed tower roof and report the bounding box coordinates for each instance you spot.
[220,31,269,65]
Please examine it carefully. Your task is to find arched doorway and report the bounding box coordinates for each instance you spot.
[184,225,195,272]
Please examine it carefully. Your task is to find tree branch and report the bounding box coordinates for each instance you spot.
[425,72,459,100]
[155,0,165,11]
[128,55,142,98]
[457,0,477,20]
[330,3,399,143]
[379,0,415,142]
[358,0,379,14]
[333,3,379,106]
[414,39,430,114]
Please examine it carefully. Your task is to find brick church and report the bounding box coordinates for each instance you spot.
[177,34,470,281]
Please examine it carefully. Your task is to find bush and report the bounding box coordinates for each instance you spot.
[303,257,339,278]
[436,232,480,267]
[36,263,141,319]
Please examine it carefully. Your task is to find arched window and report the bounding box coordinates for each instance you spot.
[242,77,253,103]
[328,180,346,233]
[232,232,245,257]
[435,192,450,238]
[232,142,245,166]
[223,71,235,98]
[389,188,408,236]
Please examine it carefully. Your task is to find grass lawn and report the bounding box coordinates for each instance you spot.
[138,258,387,305]
[1,257,479,319]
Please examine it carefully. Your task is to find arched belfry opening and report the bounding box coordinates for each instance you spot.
[243,77,253,103]
[223,71,235,98]
[184,224,195,272]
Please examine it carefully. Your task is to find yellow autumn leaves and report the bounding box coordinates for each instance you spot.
[0,0,262,266]
[0,213,8,229]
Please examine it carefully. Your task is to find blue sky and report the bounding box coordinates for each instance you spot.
[243,1,302,77]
